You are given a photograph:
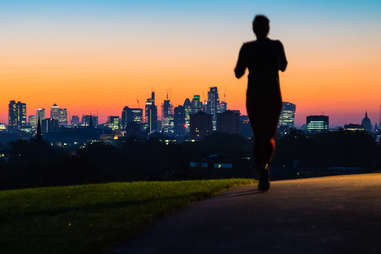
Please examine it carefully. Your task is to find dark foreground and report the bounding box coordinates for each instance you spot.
[112,173,381,254]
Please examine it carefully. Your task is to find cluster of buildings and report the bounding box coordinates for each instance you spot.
[304,112,375,133]
[122,87,241,139]
[3,87,379,143]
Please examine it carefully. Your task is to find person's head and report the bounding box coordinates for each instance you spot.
[252,15,270,39]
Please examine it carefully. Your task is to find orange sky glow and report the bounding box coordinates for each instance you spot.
[1,2,381,126]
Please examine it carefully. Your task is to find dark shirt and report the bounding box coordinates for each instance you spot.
[235,38,287,95]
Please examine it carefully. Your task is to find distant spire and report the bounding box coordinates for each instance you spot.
[36,116,42,141]
[89,114,93,128]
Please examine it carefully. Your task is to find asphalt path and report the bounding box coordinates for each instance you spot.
[112,173,381,254]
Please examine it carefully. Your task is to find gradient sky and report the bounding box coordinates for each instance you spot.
[1,0,381,126]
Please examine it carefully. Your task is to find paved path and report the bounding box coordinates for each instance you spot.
[112,173,381,254]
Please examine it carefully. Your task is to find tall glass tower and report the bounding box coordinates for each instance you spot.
[145,92,158,133]
[206,87,220,130]
[8,100,26,129]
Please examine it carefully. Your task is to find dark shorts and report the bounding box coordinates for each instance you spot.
[246,88,282,141]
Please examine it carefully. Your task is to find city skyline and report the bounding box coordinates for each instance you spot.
[4,92,379,129]
[0,1,380,125]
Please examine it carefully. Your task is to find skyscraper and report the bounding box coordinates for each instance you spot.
[207,87,220,130]
[121,106,130,129]
[183,98,191,132]
[191,95,202,114]
[162,95,174,135]
[278,102,296,135]
[59,108,68,126]
[8,100,26,129]
[36,108,45,124]
[50,104,60,121]
[174,105,186,137]
[145,92,158,133]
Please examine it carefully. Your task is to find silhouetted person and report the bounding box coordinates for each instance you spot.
[234,15,287,191]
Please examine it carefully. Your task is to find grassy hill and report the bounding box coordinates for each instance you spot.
[0,179,254,254]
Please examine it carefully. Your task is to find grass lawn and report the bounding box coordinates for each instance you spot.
[0,179,254,254]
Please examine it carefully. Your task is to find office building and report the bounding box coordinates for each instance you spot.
[183,98,191,132]
[174,105,186,137]
[191,95,202,114]
[121,106,143,129]
[206,87,220,130]
[36,108,45,124]
[59,108,68,126]
[162,96,174,135]
[190,112,212,140]
[106,116,120,130]
[50,104,67,126]
[145,92,158,133]
[279,102,296,128]
[41,118,59,133]
[216,110,240,134]
[8,100,27,129]
[82,115,98,127]
[306,115,329,133]
[28,115,37,129]
[71,115,80,127]
[220,101,227,113]
[50,104,60,121]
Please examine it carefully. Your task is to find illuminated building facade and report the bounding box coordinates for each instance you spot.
[106,116,120,130]
[8,100,27,129]
[28,115,37,129]
[306,115,329,133]
[145,92,158,133]
[50,104,60,121]
[279,102,296,128]
[344,124,365,132]
[206,87,220,131]
[50,104,68,126]
[191,95,202,114]
[183,98,191,132]
[122,107,143,130]
[162,96,174,135]
[59,108,68,126]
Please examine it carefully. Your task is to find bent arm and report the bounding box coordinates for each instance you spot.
[234,44,247,79]
[278,41,288,72]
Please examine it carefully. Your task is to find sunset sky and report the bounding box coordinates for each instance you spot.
[1,0,381,126]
